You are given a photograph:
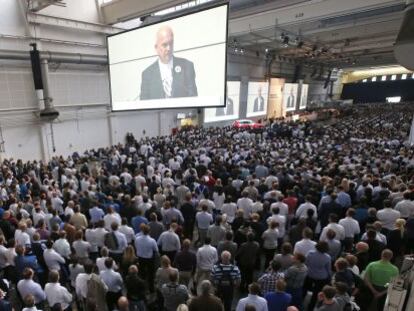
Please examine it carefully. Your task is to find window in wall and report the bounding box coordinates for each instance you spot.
[391,75,397,81]
[381,75,387,81]
[371,77,377,82]
[362,79,367,83]
[401,74,407,80]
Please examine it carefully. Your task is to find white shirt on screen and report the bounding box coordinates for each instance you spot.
[158,59,173,97]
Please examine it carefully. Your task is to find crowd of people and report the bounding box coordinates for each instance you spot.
[0,103,414,311]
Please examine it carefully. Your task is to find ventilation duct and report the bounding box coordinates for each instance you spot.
[394,0,414,70]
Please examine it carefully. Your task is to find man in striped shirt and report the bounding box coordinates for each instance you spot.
[211,251,241,311]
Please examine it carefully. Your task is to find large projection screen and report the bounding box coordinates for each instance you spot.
[246,81,269,117]
[107,4,228,111]
[204,81,240,123]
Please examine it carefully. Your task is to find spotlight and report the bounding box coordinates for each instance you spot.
[234,48,239,53]
[240,48,244,54]
[265,48,269,53]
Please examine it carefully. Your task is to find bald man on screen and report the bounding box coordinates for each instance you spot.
[140,25,198,100]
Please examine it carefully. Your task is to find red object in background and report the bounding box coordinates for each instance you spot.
[232,119,264,130]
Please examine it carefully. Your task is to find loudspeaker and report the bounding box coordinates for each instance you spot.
[30,47,43,90]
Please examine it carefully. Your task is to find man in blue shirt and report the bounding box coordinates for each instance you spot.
[265,279,292,311]
[131,209,148,234]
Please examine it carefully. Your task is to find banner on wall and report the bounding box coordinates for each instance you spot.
[268,78,285,118]
[283,83,299,112]
[299,84,309,109]
[204,81,240,123]
[246,81,269,117]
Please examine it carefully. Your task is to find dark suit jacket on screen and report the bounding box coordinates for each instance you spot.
[216,97,234,116]
[140,56,198,100]
[253,96,265,112]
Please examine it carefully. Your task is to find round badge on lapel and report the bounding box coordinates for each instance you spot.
[175,65,182,73]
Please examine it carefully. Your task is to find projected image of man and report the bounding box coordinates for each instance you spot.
[253,86,265,112]
[216,83,234,116]
[140,25,198,100]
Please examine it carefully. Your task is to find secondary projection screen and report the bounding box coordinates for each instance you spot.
[204,81,240,123]
[107,4,228,111]
[299,84,308,109]
[283,83,299,112]
[246,81,269,117]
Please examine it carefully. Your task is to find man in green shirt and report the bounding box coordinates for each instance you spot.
[364,249,399,311]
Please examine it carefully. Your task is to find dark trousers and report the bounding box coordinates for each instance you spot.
[106,291,122,310]
[217,285,234,311]
[240,264,254,292]
[263,248,276,270]
[373,285,387,311]
[183,220,195,240]
[304,277,330,311]
[287,287,303,311]
[138,257,156,292]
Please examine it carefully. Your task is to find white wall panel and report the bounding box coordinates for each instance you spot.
[1,125,43,161]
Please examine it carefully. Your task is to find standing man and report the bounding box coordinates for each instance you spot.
[211,251,241,311]
[253,86,265,112]
[140,25,198,100]
[364,249,399,311]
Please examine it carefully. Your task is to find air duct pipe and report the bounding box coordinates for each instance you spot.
[394,0,414,70]
[0,49,107,65]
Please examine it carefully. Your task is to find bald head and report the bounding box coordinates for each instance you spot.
[356,241,369,253]
[155,25,174,64]
[117,296,129,310]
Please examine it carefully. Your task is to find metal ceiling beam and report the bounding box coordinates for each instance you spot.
[229,0,404,36]
[29,0,66,12]
[27,12,123,34]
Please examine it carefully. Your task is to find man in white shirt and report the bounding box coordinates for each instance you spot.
[295,195,318,219]
[339,208,361,251]
[237,191,254,220]
[196,237,218,295]
[103,207,121,231]
[53,231,72,259]
[267,207,286,243]
[320,214,345,242]
[270,197,289,217]
[43,240,65,272]
[395,192,414,218]
[196,205,213,246]
[15,223,31,247]
[294,228,317,256]
[44,270,72,310]
[236,282,268,311]
[119,218,135,244]
[377,199,401,232]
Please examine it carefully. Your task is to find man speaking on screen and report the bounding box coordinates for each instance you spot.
[140,25,198,100]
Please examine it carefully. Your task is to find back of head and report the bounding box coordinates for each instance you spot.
[200,280,212,296]
[248,282,261,295]
[322,285,337,300]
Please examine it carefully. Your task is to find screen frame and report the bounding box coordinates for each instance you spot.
[106,1,230,112]
[245,79,270,118]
